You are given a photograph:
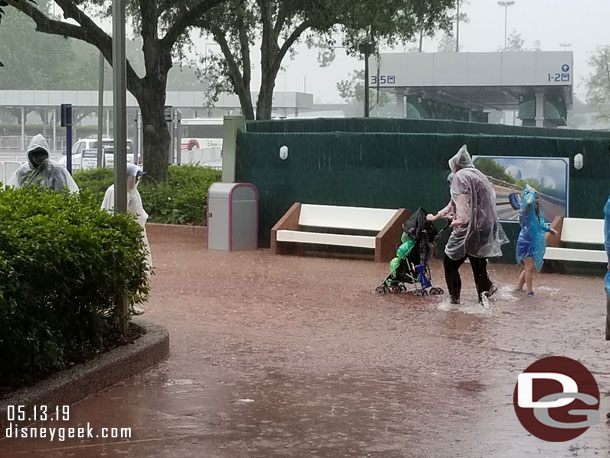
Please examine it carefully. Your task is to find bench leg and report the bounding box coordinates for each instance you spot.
[541,259,565,274]
[273,241,305,257]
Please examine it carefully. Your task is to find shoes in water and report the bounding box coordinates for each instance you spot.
[526,291,535,297]
[485,285,498,299]
[450,297,460,305]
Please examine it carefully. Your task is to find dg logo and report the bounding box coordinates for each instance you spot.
[513,356,600,442]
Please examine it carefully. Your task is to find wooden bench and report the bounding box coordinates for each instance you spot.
[544,217,607,266]
[271,203,411,263]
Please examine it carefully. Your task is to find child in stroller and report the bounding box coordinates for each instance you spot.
[376,208,445,296]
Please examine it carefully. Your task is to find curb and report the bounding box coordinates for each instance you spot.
[146,223,206,237]
[0,318,169,434]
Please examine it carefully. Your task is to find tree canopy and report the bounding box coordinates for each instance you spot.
[198,0,457,120]
[1,0,225,180]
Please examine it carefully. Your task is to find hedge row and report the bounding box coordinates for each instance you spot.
[75,165,221,225]
[0,187,150,387]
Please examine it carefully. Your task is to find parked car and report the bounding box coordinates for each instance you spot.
[60,138,135,171]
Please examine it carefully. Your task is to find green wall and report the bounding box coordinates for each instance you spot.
[236,121,610,264]
[246,118,610,140]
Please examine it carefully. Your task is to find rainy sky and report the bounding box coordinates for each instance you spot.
[228,0,610,103]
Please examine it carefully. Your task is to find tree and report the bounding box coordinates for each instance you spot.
[500,31,541,53]
[337,68,391,111]
[475,158,514,183]
[437,33,457,52]
[0,1,98,90]
[198,0,456,120]
[1,0,225,180]
[586,46,610,118]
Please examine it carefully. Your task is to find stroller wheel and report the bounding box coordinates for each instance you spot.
[391,285,402,294]
[429,287,444,296]
[413,289,423,297]
[376,285,390,295]
[399,284,407,292]
[421,289,429,296]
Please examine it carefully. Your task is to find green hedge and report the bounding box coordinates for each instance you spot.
[0,187,149,386]
[75,165,221,225]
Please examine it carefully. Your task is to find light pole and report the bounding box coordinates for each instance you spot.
[113,0,129,334]
[456,0,461,52]
[358,41,375,118]
[559,43,572,51]
[497,1,515,50]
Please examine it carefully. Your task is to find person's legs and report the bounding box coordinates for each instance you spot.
[444,255,466,304]
[469,256,493,302]
[517,269,526,291]
[522,258,535,294]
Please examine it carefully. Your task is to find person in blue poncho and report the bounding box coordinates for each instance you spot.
[515,185,558,296]
[601,194,610,417]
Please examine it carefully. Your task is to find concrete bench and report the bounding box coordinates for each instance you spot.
[544,216,607,265]
[271,203,410,263]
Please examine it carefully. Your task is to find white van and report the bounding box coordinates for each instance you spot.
[60,138,135,171]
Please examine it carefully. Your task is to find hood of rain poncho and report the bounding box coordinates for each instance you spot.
[516,185,550,271]
[6,134,79,193]
[448,145,474,173]
[101,183,152,270]
[444,166,508,260]
[27,134,50,162]
[402,207,438,243]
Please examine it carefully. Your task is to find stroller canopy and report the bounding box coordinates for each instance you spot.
[402,208,438,242]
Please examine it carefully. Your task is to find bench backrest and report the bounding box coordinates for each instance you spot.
[298,204,398,232]
[561,218,605,245]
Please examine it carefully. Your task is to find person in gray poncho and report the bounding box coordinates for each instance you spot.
[428,145,508,304]
[7,134,79,193]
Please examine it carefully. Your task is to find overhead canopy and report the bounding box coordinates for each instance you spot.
[369,51,573,111]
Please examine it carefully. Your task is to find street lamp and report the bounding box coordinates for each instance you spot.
[497,1,515,50]
[358,41,375,118]
[456,0,461,52]
[113,0,129,334]
[559,43,572,51]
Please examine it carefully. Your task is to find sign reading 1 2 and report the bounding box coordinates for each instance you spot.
[548,64,570,83]
[371,75,396,85]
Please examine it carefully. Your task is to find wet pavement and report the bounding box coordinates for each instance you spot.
[1,229,610,457]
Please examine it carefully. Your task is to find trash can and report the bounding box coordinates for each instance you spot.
[207,183,258,251]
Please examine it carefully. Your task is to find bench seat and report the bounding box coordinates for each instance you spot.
[543,216,607,268]
[271,203,411,263]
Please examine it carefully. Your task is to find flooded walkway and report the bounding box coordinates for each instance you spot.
[1,229,609,457]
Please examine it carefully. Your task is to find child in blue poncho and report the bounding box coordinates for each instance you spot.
[516,186,558,296]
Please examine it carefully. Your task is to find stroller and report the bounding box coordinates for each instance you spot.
[375,208,445,296]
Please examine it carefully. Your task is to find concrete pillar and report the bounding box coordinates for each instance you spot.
[21,107,26,151]
[106,108,111,137]
[535,91,545,128]
[221,115,246,183]
[52,109,57,153]
[395,89,406,118]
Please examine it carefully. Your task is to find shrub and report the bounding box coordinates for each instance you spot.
[74,165,221,225]
[0,187,149,387]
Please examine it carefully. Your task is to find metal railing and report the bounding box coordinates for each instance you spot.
[0,136,67,154]
[0,160,22,184]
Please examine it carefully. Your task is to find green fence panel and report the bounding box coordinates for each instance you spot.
[236,129,610,265]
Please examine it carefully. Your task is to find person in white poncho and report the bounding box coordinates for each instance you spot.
[8,134,79,193]
[428,145,508,305]
[101,163,152,276]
